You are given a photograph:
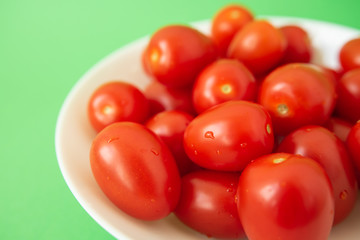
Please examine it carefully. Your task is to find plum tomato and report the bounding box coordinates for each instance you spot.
[90,122,181,221]
[227,20,287,76]
[174,170,244,239]
[237,153,334,240]
[145,110,200,175]
[277,125,357,225]
[279,25,312,64]
[339,37,360,72]
[258,63,337,136]
[324,117,353,142]
[87,81,149,132]
[144,80,196,116]
[143,25,218,88]
[335,68,360,123]
[211,4,254,56]
[192,59,256,114]
[183,100,274,171]
[346,121,360,186]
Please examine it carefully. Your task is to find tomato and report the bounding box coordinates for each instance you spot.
[145,110,200,175]
[335,68,360,123]
[87,81,149,132]
[90,122,181,221]
[279,25,312,64]
[183,100,274,171]
[324,117,353,142]
[346,121,360,186]
[277,125,357,225]
[192,59,256,114]
[237,153,334,240]
[258,63,337,136]
[211,4,254,56]
[339,37,360,72]
[227,20,287,76]
[144,80,195,116]
[143,25,218,88]
[174,170,244,239]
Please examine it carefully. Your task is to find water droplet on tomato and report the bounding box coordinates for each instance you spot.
[216,150,220,155]
[194,150,198,155]
[339,190,348,200]
[107,137,119,143]
[240,142,247,148]
[226,188,233,193]
[204,131,215,139]
[151,149,159,156]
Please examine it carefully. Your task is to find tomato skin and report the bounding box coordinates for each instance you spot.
[143,25,218,88]
[339,38,360,72]
[346,121,360,186]
[183,100,274,171]
[174,170,244,239]
[211,4,254,56]
[258,63,336,136]
[277,125,357,225]
[192,59,256,114]
[237,153,334,240]
[227,20,287,76]
[324,117,353,142]
[87,81,149,132]
[335,68,360,123]
[145,110,200,175]
[90,122,181,221]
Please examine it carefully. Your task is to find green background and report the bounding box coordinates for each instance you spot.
[1,0,359,239]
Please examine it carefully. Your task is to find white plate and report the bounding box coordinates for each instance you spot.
[55,17,360,240]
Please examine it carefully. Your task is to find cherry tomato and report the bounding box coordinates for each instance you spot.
[339,37,360,72]
[335,68,360,123]
[258,63,337,136]
[90,122,181,221]
[87,81,149,132]
[227,20,287,76]
[277,125,357,225]
[143,25,218,88]
[237,153,334,240]
[324,117,353,142]
[145,110,200,175]
[144,80,195,116]
[174,170,244,239]
[346,121,360,186]
[183,100,274,171]
[279,25,312,64]
[211,4,254,56]
[192,59,256,114]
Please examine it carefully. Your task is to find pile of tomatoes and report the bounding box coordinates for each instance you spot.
[87,4,360,240]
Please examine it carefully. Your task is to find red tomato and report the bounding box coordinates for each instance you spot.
[211,4,254,56]
[258,63,337,136]
[87,81,149,132]
[145,110,200,175]
[143,25,218,88]
[227,20,287,76]
[144,80,195,116]
[183,100,274,171]
[335,68,360,123]
[339,38,360,72]
[279,25,312,64]
[192,59,256,114]
[346,121,360,186]
[174,170,244,239]
[237,153,334,240]
[90,122,181,221]
[324,117,353,142]
[277,125,357,225]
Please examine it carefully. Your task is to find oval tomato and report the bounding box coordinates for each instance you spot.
[339,37,360,72]
[183,100,274,171]
[90,122,181,220]
[237,153,334,240]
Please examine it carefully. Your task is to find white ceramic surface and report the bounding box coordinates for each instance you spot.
[55,17,360,240]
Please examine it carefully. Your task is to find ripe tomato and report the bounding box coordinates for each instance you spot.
[90,122,181,221]
[237,153,334,240]
[335,68,360,123]
[143,25,218,88]
[258,63,336,135]
[145,110,200,175]
[324,117,353,142]
[211,4,254,56]
[277,125,357,225]
[339,37,360,72]
[279,25,312,64]
[227,20,287,76]
[346,121,360,186]
[192,59,256,114]
[87,81,149,132]
[183,100,274,171]
[174,170,244,239]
